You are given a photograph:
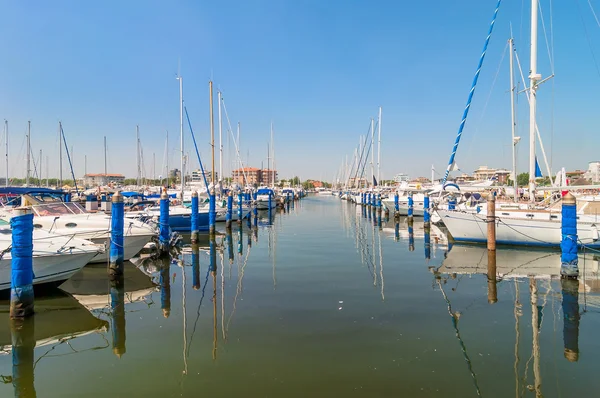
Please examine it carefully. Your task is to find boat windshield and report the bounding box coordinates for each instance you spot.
[31,202,88,217]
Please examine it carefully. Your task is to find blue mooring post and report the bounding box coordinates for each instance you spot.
[10,317,36,397]
[561,278,580,362]
[394,192,399,215]
[110,275,126,358]
[424,193,430,225]
[191,191,199,243]
[10,208,34,319]
[561,192,578,278]
[160,256,171,318]
[226,191,233,229]
[448,196,456,210]
[268,191,272,211]
[159,191,170,254]
[65,192,71,202]
[109,192,124,276]
[408,192,414,219]
[209,185,216,235]
[237,190,243,223]
[424,223,431,260]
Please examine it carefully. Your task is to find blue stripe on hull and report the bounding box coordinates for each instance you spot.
[169,212,210,232]
[452,237,600,250]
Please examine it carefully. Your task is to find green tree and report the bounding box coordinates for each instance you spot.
[516,172,529,187]
[290,176,300,186]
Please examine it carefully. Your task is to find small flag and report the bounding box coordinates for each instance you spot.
[535,156,542,178]
[373,176,378,187]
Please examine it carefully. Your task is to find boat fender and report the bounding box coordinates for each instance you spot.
[592,225,599,241]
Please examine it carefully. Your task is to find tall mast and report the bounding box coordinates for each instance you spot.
[377,107,382,184]
[39,149,42,185]
[218,90,223,183]
[59,122,63,187]
[84,155,87,176]
[136,125,140,187]
[177,75,184,197]
[4,120,7,187]
[509,37,519,203]
[153,152,156,181]
[431,164,435,185]
[209,81,215,184]
[104,136,107,180]
[528,0,540,203]
[370,118,374,188]
[26,121,31,187]
[267,142,270,187]
[270,121,274,187]
[45,156,49,187]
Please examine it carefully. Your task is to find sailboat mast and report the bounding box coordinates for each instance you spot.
[209,81,215,184]
[267,142,270,187]
[26,121,30,187]
[509,37,519,203]
[39,149,42,185]
[178,75,184,197]
[104,136,107,179]
[136,125,140,187]
[370,118,374,187]
[59,122,63,187]
[218,91,223,184]
[377,107,382,184]
[4,120,7,187]
[528,0,540,202]
[270,122,274,187]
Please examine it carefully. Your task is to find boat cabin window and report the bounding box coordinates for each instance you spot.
[31,202,86,217]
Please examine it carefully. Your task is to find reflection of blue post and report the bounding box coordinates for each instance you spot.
[424,223,431,259]
[10,317,36,397]
[408,218,414,251]
[561,278,580,362]
[253,203,258,228]
[227,229,234,265]
[159,191,170,254]
[109,192,125,276]
[424,193,430,224]
[237,191,243,223]
[268,191,272,210]
[377,194,382,210]
[377,210,382,228]
[226,191,233,229]
[561,193,578,278]
[209,185,216,235]
[237,224,243,255]
[394,221,400,241]
[191,191,199,243]
[160,256,171,318]
[192,244,200,290]
[110,275,126,358]
[209,237,217,274]
[10,208,34,318]
[408,192,414,219]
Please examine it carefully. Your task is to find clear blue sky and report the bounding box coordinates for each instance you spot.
[1,0,599,182]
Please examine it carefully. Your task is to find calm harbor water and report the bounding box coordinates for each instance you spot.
[2,195,600,397]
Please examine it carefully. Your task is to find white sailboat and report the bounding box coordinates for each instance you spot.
[436,0,600,249]
[0,225,103,291]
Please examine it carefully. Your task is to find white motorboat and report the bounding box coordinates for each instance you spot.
[255,188,277,210]
[0,225,103,291]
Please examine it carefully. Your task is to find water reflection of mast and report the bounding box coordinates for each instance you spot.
[530,278,542,398]
[180,259,188,375]
[377,221,384,301]
[436,278,482,397]
[513,280,522,398]
[210,238,217,360]
[372,213,377,287]
[221,238,226,340]
[227,229,251,333]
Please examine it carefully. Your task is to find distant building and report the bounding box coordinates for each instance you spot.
[566,170,585,180]
[412,177,430,184]
[348,177,368,188]
[261,169,278,185]
[84,173,125,186]
[584,161,600,183]
[191,169,218,183]
[393,173,410,183]
[495,169,511,184]
[473,166,497,181]
[232,167,261,185]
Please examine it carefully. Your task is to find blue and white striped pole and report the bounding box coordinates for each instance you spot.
[442,0,503,186]
[109,192,124,276]
[226,191,233,229]
[561,193,578,278]
[159,191,170,254]
[191,191,199,243]
[209,185,216,236]
[424,192,430,224]
[10,208,34,319]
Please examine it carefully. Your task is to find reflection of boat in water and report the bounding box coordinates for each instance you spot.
[440,245,600,279]
[0,290,108,355]
[381,218,448,247]
[59,262,158,311]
